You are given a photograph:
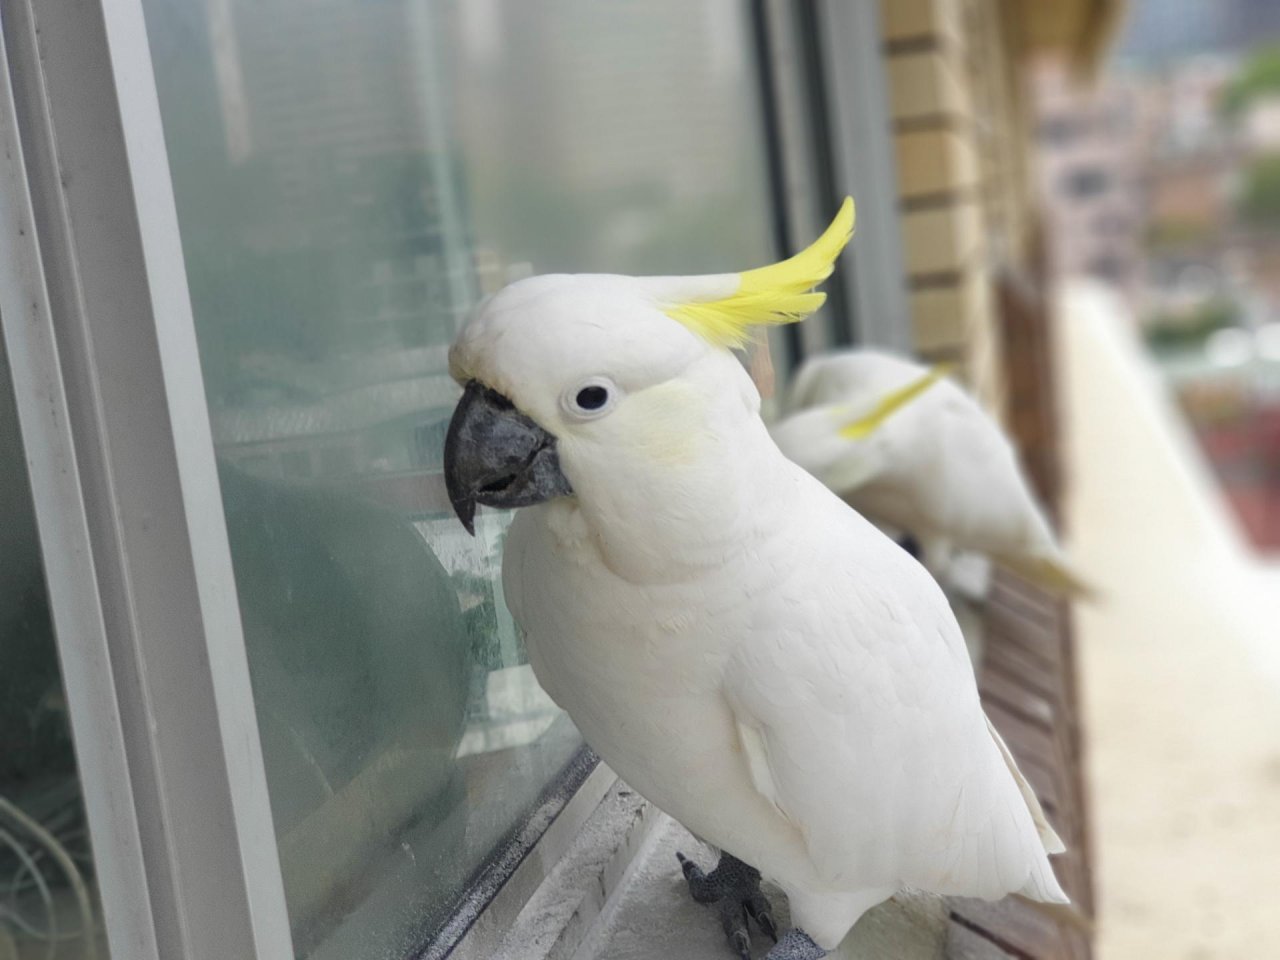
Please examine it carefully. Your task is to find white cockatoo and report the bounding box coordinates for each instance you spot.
[442,199,1067,959]
[773,350,1092,596]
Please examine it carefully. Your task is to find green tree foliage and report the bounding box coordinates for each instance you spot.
[1222,45,1280,116]
[1239,154,1280,226]
[1144,299,1239,352]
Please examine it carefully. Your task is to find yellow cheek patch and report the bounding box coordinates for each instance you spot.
[615,381,708,466]
[836,364,953,440]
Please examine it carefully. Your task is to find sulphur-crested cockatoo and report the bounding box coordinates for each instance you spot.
[773,350,1091,596]
[443,199,1067,959]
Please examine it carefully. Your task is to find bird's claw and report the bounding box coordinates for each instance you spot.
[677,851,778,955]
[676,851,696,880]
[747,896,779,943]
[675,849,719,903]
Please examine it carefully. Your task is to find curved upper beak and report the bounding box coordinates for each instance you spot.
[443,381,574,535]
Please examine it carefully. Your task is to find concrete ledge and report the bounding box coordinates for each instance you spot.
[493,793,1065,959]
[573,811,956,960]
[491,780,656,960]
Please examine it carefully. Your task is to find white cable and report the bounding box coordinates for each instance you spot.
[0,827,55,960]
[0,796,98,960]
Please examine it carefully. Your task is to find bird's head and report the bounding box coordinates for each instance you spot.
[443,199,854,534]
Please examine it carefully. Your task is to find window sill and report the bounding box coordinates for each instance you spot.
[482,778,1056,960]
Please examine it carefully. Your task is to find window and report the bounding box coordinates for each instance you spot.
[1093,210,1132,236]
[1061,167,1112,199]
[1039,114,1081,145]
[1087,254,1130,282]
[0,343,111,959]
[137,0,776,956]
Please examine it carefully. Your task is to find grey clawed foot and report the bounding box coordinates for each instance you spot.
[675,851,779,958]
[763,929,826,960]
[745,890,778,942]
[675,850,721,904]
[717,899,752,960]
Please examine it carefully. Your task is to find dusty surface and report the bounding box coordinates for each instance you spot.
[578,813,952,960]
[1059,287,1280,960]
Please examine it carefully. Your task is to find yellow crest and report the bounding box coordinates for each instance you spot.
[664,197,855,348]
[837,364,953,440]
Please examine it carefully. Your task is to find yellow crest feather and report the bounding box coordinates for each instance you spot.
[837,364,953,440]
[665,197,855,348]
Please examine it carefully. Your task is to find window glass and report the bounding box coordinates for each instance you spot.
[0,342,111,959]
[140,0,775,955]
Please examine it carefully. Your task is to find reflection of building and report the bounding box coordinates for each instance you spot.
[447,0,777,278]
[211,349,458,480]
[454,0,753,203]
[170,0,478,484]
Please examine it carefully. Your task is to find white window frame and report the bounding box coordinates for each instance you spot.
[0,1,292,957]
[0,1,914,957]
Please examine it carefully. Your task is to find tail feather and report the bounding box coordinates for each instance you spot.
[997,551,1099,600]
[985,716,1065,856]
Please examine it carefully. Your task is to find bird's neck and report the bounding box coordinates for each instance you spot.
[558,374,794,583]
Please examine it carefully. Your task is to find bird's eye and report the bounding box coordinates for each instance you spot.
[575,385,608,410]
[563,377,618,419]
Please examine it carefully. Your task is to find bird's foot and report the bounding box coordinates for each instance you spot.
[763,929,826,959]
[676,851,778,959]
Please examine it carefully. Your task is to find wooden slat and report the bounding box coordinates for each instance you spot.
[946,919,1018,959]
[951,897,1089,960]
[948,566,1094,957]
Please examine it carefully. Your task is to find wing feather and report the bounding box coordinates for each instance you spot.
[723,474,1067,902]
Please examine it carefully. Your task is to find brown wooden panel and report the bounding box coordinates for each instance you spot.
[951,897,1089,960]
[971,560,1095,945]
[979,668,1057,730]
[946,919,1019,959]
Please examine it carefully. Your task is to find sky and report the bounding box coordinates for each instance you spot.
[1116,0,1280,66]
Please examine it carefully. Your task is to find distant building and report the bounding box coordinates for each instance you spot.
[1033,60,1147,305]
[1034,51,1280,326]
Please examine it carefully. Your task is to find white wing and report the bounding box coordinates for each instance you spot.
[722,473,1067,902]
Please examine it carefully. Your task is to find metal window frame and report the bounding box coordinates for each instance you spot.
[0,1,293,958]
[756,0,841,365]
[815,0,913,353]
[756,0,912,368]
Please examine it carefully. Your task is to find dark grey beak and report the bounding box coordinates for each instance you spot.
[443,381,573,535]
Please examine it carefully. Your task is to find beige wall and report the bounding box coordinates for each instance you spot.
[880,0,1038,418]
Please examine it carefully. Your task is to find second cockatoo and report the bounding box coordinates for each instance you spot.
[773,350,1092,596]
[442,199,1067,960]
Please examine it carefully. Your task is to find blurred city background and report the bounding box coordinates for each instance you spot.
[1041,0,1280,550]
[1038,2,1280,958]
